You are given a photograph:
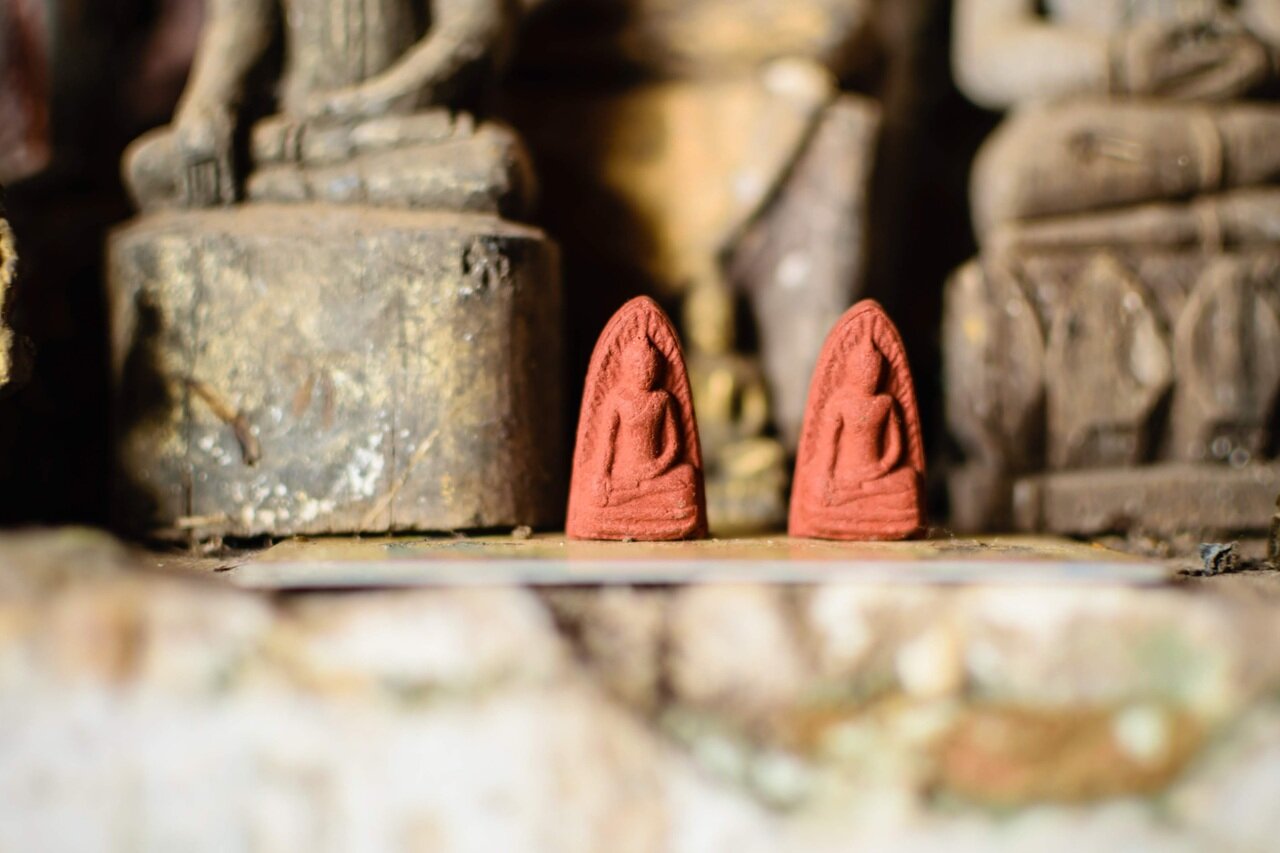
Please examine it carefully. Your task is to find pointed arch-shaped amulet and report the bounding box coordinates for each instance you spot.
[789,300,926,540]
[567,296,708,541]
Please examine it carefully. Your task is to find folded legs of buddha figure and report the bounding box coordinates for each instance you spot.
[790,301,925,541]
[567,297,707,541]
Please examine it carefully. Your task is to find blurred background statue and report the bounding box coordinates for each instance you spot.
[944,0,1280,535]
[506,0,886,532]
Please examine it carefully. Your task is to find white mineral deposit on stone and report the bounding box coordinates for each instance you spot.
[806,586,874,675]
[964,639,1005,684]
[748,750,812,809]
[251,477,274,504]
[691,731,752,786]
[206,441,234,466]
[1112,705,1169,764]
[894,627,963,699]
[295,496,335,524]
[344,435,386,499]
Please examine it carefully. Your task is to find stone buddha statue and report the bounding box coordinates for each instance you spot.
[109,0,563,541]
[790,300,924,540]
[123,0,532,215]
[567,296,707,541]
[944,0,1280,535]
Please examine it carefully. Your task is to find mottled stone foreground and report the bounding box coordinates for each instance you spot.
[4,530,1280,850]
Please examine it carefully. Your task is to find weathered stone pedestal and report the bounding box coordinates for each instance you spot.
[108,205,563,539]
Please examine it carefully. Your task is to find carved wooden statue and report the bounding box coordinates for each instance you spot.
[109,0,563,540]
[508,0,881,532]
[567,297,707,541]
[123,0,530,214]
[791,301,925,540]
[944,0,1280,534]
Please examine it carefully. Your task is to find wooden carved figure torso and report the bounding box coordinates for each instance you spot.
[790,300,924,540]
[122,0,530,215]
[956,0,1280,235]
[278,0,422,113]
[567,297,707,541]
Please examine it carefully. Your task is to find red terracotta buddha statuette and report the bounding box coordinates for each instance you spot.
[567,297,708,540]
[789,300,926,540]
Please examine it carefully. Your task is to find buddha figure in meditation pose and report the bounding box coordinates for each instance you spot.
[109,0,564,539]
[791,301,924,540]
[683,283,789,533]
[567,297,707,541]
[123,0,532,215]
[945,0,1280,534]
